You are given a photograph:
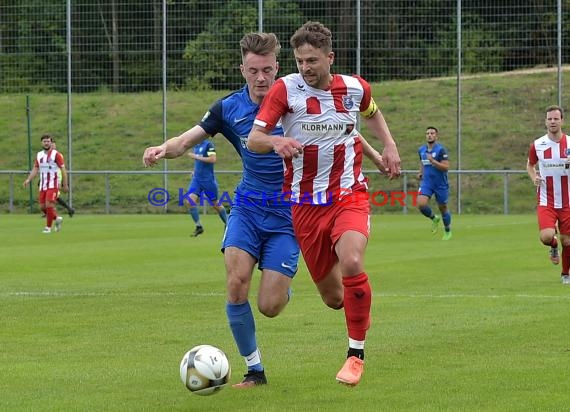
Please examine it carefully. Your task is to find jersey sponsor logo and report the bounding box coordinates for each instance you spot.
[342,95,354,110]
[542,162,566,169]
[300,122,350,138]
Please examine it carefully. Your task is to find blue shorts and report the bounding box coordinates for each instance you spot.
[187,178,219,201]
[419,183,449,205]
[222,202,299,278]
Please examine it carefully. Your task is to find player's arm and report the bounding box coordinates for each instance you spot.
[23,165,39,188]
[359,135,384,173]
[417,160,424,180]
[188,151,217,164]
[361,107,401,179]
[143,125,209,167]
[428,155,449,171]
[526,159,542,186]
[59,165,69,193]
[526,143,542,186]
[248,125,303,158]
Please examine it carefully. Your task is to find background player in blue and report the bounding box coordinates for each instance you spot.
[416,126,452,240]
[143,32,299,388]
[185,139,228,237]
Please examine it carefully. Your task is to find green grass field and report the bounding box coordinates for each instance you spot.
[1,214,569,411]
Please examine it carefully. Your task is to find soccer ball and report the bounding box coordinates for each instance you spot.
[179,345,231,395]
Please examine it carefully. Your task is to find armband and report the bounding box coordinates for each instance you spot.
[361,98,379,119]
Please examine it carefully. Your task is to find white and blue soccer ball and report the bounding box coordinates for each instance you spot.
[179,345,231,395]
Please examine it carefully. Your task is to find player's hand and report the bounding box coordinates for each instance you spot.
[416,172,423,180]
[381,144,401,180]
[23,179,29,188]
[533,174,543,186]
[273,137,303,159]
[61,184,69,193]
[143,146,166,167]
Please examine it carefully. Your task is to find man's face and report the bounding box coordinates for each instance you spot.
[294,44,333,90]
[41,138,52,150]
[545,109,563,134]
[426,128,438,144]
[241,53,278,104]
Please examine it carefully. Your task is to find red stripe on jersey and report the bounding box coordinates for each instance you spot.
[562,175,569,208]
[352,137,364,189]
[327,144,346,198]
[306,97,321,115]
[354,76,372,111]
[283,158,293,195]
[300,145,318,200]
[528,143,538,164]
[545,176,554,207]
[560,135,568,157]
[331,76,348,113]
[544,147,552,159]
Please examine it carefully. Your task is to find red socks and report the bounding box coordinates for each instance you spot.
[342,272,372,341]
[46,207,56,228]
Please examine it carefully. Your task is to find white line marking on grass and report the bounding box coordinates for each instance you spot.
[3,291,569,300]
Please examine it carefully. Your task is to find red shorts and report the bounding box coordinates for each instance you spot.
[292,196,371,283]
[39,189,58,204]
[537,205,570,234]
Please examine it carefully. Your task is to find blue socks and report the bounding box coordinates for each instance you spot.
[189,207,200,224]
[419,206,434,219]
[226,301,263,372]
[442,211,452,231]
[218,208,228,225]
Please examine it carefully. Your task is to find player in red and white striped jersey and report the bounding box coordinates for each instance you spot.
[248,21,401,386]
[23,134,69,233]
[527,105,570,284]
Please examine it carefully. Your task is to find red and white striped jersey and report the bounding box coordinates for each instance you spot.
[254,73,373,204]
[528,133,570,208]
[35,149,65,191]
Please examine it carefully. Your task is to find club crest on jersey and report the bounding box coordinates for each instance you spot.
[342,95,354,110]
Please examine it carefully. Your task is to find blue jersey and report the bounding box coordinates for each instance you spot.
[418,142,449,188]
[192,140,216,181]
[199,85,284,200]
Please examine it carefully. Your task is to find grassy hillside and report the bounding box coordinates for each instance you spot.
[1,68,568,213]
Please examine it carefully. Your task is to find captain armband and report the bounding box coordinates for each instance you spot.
[361,98,379,119]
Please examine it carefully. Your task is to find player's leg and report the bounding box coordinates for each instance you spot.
[331,199,372,386]
[56,194,75,217]
[537,206,559,265]
[417,186,440,233]
[186,180,203,236]
[257,226,299,317]
[205,180,228,226]
[556,209,570,284]
[223,206,266,388]
[436,188,451,240]
[45,190,61,233]
[38,191,49,233]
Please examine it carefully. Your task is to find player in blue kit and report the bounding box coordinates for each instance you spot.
[185,139,228,237]
[416,126,452,240]
[143,32,298,388]
[144,32,387,388]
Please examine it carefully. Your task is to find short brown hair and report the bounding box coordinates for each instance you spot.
[240,32,281,60]
[546,105,564,119]
[290,21,332,53]
[41,133,53,142]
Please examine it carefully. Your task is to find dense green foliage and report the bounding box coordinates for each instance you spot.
[1,0,569,92]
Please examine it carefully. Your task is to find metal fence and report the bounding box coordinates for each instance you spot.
[0,1,568,214]
[1,169,535,215]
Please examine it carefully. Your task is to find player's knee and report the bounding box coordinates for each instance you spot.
[257,295,286,318]
[322,294,343,310]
